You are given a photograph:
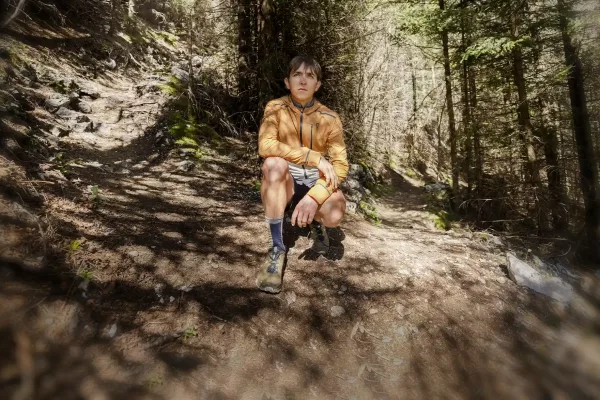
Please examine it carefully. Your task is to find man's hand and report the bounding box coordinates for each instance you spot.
[318,157,339,189]
[291,195,318,228]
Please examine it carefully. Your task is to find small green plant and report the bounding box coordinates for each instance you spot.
[90,185,100,201]
[69,239,82,251]
[405,169,417,178]
[78,269,94,280]
[183,328,198,341]
[159,75,183,96]
[252,179,261,192]
[359,201,381,224]
[433,210,451,230]
[146,376,163,390]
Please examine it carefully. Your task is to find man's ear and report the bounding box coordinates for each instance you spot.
[284,78,290,90]
[315,81,322,92]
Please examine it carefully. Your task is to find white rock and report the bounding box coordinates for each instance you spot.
[330,305,345,317]
[395,304,406,316]
[78,278,90,291]
[346,201,358,214]
[285,291,297,306]
[369,308,379,315]
[506,252,573,303]
[128,250,139,257]
[169,296,175,303]
[108,323,117,338]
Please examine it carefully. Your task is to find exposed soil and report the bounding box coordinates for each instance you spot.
[1,22,599,400]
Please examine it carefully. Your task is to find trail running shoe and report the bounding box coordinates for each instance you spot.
[310,222,330,255]
[256,246,285,293]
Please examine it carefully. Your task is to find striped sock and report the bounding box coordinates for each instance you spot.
[266,216,285,251]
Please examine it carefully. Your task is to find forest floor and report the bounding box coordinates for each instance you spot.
[1,21,600,400]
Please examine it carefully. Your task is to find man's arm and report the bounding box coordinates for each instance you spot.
[258,101,322,167]
[306,118,349,205]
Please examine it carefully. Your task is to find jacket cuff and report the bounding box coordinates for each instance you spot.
[307,182,332,205]
[304,149,322,167]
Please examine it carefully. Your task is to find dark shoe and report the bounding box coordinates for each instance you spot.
[256,246,286,293]
[310,222,329,255]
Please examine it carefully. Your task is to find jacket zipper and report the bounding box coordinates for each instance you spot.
[300,108,308,178]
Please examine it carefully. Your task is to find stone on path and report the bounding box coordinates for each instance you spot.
[506,252,573,303]
[330,305,345,317]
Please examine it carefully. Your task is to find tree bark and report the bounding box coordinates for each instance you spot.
[510,3,548,233]
[238,0,255,118]
[439,0,459,207]
[558,0,600,260]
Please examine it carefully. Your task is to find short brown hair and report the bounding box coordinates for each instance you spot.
[288,55,322,81]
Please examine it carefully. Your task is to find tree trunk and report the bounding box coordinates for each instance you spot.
[439,0,458,207]
[510,4,548,233]
[469,68,482,197]
[558,0,600,260]
[238,0,255,118]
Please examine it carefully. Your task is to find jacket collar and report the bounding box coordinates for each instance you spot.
[285,95,321,114]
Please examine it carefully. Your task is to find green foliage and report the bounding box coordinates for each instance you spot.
[183,328,198,340]
[77,269,94,280]
[69,239,81,251]
[433,210,451,231]
[252,179,261,192]
[146,376,163,390]
[159,75,184,96]
[461,36,532,62]
[360,201,381,225]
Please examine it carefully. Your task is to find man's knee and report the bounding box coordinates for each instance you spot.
[322,194,346,227]
[262,157,288,182]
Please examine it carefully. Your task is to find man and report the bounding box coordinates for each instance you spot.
[256,55,349,294]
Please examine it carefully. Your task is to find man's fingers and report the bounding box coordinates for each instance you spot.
[291,207,299,226]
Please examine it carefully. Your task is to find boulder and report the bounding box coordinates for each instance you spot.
[506,252,573,303]
[177,160,195,172]
[45,95,70,112]
[346,201,358,214]
[424,182,451,193]
[76,101,93,114]
[171,66,189,83]
[55,107,79,120]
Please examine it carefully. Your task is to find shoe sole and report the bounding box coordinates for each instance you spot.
[256,278,282,294]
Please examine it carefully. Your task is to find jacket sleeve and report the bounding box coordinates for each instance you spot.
[307,117,349,205]
[258,101,322,167]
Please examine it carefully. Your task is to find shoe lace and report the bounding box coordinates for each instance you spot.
[267,247,282,274]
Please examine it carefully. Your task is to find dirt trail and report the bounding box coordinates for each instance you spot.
[1,27,600,400]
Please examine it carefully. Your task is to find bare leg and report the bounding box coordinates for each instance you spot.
[261,157,294,218]
[315,189,346,227]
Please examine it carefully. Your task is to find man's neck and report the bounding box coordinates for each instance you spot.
[290,95,315,109]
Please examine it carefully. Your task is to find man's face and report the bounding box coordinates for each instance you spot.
[284,63,321,104]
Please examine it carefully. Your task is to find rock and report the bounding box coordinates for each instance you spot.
[424,182,451,193]
[78,278,90,291]
[45,95,70,111]
[148,153,159,162]
[177,160,195,172]
[191,55,203,67]
[76,115,90,123]
[342,177,361,191]
[11,202,39,226]
[55,107,78,119]
[50,125,70,137]
[330,305,345,317]
[348,163,362,179]
[285,291,297,306]
[180,148,196,158]
[170,66,189,83]
[79,89,100,100]
[369,309,379,315]
[104,59,117,70]
[506,252,573,303]
[128,250,139,257]
[108,323,117,338]
[41,169,67,182]
[169,296,175,303]
[83,122,95,132]
[76,101,93,114]
[395,304,406,316]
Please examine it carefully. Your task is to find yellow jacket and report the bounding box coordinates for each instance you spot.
[258,95,349,204]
